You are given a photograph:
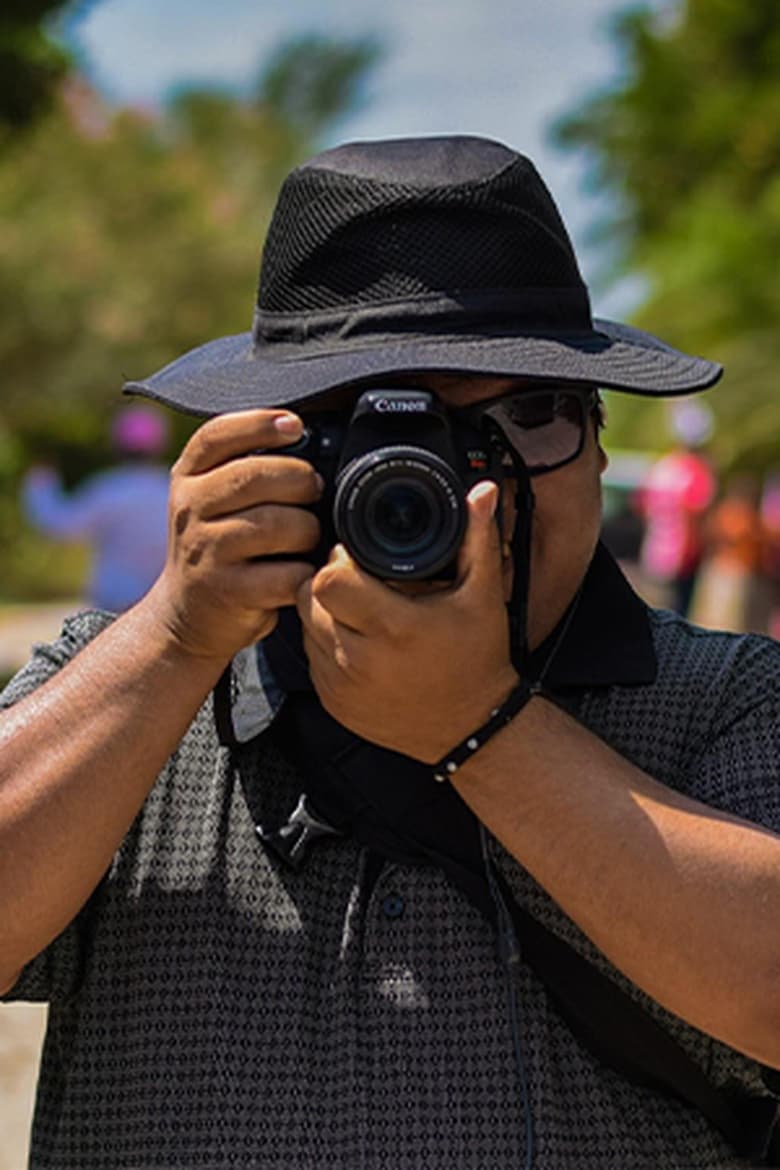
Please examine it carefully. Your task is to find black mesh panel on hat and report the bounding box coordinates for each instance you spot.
[258,157,585,314]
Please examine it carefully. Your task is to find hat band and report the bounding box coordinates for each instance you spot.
[252,287,592,352]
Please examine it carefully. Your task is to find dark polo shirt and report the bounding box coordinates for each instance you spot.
[3,547,780,1169]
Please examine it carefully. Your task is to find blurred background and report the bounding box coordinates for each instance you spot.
[1,0,780,1163]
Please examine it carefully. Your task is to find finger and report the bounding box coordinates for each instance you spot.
[296,577,342,651]
[174,410,304,476]
[298,589,367,680]
[198,455,323,520]
[204,505,321,562]
[303,620,365,673]
[227,557,316,612]
[299,549,369,636]
[307,544,413,635]
[455,480,504,594]
[296,579,370,705]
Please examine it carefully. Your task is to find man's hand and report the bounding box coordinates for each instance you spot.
[146,409,323,663]
[296,481,519,762]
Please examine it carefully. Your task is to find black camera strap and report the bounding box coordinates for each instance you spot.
[224,432,779,1163]
[483,420,536,671]
[250,699,780,1166]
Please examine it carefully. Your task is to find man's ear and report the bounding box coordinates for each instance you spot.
[592,396,608,474]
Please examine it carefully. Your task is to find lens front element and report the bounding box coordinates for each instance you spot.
[334,446,466,579]
[370,481,436,553]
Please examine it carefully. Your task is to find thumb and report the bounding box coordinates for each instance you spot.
[456,480,503,592]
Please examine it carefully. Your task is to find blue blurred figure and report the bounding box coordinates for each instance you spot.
[22,405,170,612]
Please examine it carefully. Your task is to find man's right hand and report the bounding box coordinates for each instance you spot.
[146,408,323,663]
[0,407,324,987]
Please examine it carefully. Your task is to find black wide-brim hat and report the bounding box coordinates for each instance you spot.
[125,135,722,416]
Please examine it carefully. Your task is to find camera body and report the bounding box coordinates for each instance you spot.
[281,389,506,580]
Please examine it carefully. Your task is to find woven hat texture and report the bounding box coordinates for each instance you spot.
[125,135,721,415]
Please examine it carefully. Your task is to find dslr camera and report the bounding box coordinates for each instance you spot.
[277,389,507,580]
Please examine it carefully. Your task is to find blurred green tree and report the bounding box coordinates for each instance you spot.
[0,1,92,132]
[554,0,780,469]
[0,32,383,599]
[257,33,383,140]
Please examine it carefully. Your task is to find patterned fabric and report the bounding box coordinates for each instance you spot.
[3,606,780,1169]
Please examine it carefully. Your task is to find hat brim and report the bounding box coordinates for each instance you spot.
[124,318,722,417]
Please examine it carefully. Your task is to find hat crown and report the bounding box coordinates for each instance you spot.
[307,135,517,186]
[125,134,722,416]
[257,135,586,316]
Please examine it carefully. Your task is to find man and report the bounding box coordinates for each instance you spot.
[22,404,170,611]
[638,399,717,617]
[1,136,779,1169]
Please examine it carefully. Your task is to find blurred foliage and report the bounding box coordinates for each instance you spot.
[257,33,383,140]
[0,1,92,133]
[554,0,780,470]
[0,32,382,600]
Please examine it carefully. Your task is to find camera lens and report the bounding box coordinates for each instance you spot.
[370,482,435,552]
[333,446,466,579]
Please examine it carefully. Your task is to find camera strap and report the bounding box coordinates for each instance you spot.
[484,422,536,672]
[247,573,780,1168]
[218,428,780,1162]
[256,697,780,1165]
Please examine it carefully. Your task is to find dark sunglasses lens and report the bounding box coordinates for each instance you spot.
[486,392,588,472]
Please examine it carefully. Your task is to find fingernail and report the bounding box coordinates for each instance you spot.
[470,480,498,514]
[274,413,302,436]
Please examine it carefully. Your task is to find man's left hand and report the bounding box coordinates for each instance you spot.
[295,481,519,762]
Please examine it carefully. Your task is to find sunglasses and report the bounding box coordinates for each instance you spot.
[456,386,599,476]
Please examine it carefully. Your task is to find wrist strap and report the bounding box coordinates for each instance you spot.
[432,679,542,783]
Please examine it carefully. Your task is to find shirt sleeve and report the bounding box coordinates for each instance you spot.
[687,634,780,835]
[0,610,114,1003]
[682,637,780,1094]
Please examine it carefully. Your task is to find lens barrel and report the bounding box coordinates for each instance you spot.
[333,445,466,579]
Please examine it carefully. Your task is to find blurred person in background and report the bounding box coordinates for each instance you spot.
[692,472,770,633]
[760,471,780,640]
[636,399,717,615]
[22,405,170,612]
[599,449,649,583]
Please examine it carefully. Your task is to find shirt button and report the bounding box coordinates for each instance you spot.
[381,893,405,920]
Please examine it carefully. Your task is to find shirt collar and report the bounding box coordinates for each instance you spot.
[528,541,657,691]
